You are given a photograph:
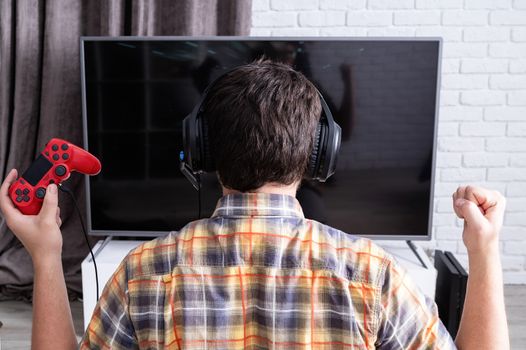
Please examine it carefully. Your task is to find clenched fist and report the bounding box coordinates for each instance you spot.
[453,185,506,255]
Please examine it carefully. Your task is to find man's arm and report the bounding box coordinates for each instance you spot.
[0,169,77,350]
[453,186,509,350]
[375,185,509,349]
[32,255,77,349]
[375,255,457,349]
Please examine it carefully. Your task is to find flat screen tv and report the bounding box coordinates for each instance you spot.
[81,37,441,240]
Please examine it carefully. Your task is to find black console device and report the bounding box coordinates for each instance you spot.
[434,250,468,338]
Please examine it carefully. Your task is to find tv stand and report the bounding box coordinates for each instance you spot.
[81,237,436,330]
[406,240,427,268]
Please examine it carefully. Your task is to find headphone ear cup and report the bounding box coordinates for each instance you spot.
[200,115,214,172]
[182,112,198,171]
[307,124,323,179]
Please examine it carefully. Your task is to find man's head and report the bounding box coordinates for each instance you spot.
[203,59,322,192]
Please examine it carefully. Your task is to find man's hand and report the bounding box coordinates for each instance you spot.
[453,185,510,350]
[0,169,63,263]
[452,185,505,255]
[1,169,77,349]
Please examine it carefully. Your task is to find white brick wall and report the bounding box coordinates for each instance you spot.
[251,0,526,284]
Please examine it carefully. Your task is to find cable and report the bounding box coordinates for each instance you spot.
[197,174,202,219]
[58,184,99,301]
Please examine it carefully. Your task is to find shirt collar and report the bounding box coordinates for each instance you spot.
[212,192,304,219]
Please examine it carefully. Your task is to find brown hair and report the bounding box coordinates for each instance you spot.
[204,59,322,192]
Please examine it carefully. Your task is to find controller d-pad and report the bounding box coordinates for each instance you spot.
[22,195,30,202]
[15,189,21,195]
[35,188,46,199]
[55,165,66,177]
[16,196,22,203]
[52,154,59,161]
[62,153,69,160]
[23,188,29,195]
[61,144,68,150]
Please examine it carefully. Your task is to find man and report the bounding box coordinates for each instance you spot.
[0,61,509,349]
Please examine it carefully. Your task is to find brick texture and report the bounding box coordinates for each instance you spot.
[251,0,526,284]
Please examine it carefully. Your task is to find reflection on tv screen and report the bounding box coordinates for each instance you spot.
[83,39,439,238]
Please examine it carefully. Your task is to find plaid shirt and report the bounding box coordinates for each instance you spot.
[81,193,456,349]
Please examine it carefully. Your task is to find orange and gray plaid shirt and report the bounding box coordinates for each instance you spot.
[81,193,456,349]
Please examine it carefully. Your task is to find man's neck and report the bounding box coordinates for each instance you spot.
[222,182,299,197]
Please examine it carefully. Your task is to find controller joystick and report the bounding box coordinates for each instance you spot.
[8,138,101,215]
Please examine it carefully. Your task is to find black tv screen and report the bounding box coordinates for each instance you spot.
[81,37,441,239]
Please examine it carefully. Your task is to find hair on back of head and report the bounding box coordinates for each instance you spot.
[204,58,322,192]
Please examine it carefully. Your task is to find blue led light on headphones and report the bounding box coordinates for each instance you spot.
[179,151,184,161]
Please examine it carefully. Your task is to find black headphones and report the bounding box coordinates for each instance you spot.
[180,70,341,189]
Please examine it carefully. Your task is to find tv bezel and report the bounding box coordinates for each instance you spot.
[80,36,442,241]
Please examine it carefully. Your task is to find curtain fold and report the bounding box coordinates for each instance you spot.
[0,0,252,300]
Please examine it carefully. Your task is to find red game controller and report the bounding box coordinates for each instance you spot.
[8,138,101,215]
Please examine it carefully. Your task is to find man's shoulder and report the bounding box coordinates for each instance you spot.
[122,219,208,279]
[308,220,394,287]
[120,217,395,287]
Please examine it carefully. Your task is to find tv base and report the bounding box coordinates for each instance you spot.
[81,237,437,330]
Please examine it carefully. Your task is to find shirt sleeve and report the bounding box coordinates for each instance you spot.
[80,259,138,349]
[375,258,457,350]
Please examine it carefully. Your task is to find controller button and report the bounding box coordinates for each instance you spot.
[61,144,69,150]
[52,144,58,151]
[55,165,66,177]
[20,180,25,184]
[16,196,23,202]
[15,189,22,195]
[52,154,59,161]
[22,195,30,202]
[35,188,46,199]
[45,151,49,156]
[62,153,69,160]
[49,180,55,184]
[23,188,29,195]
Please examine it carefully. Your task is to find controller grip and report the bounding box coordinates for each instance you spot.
[69,145,101,175]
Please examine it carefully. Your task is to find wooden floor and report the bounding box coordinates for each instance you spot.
[0,285,525,349]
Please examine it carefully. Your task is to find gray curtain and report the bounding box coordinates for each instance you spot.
[0,0,252,300]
